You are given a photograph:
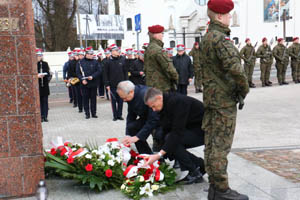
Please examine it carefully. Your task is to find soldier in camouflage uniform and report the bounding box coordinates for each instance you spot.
[144,25,178,92]
[240,38,256,88]
[288,37,300,83]
[189,42,203,92]
[272,38,289,85]
[201,0,249,199]
[256,37,274,87]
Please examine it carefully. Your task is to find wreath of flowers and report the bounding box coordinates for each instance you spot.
[45,137,177,199]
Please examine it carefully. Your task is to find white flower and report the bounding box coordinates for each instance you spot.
[108,159,115,166]
[92,150,98,154]
[100,154,106,160]
[120,184,126,190]
[140,183,153,197]
[115,156,122,164]
[110,142,120,149]
[71,148,77,151]
[85,154,92,159]
[151,184,159,191]
[137,176,144,182]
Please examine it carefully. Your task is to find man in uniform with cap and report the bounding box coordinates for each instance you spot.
[76,47,101,119]
[63,52,74,103]
[172,44,193,95]
[288,37,300,83]
[144,25,178,92]
[201,0,249,199]
[129,50,145,85]
[104,44,128,121]
[256,37,274,87]
[189,42,203,93]
[166,48,173,58]
[272,38,289,85]
[240,38,257,88]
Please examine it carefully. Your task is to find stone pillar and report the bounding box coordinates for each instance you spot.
[0,0,44,198]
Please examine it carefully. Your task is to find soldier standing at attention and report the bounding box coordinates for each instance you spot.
[288,37,300,83]
[144,25,178,92]
[256,37,274,87]
[189,42,203,93]
[201,0,249,199]
[272,38,289,85]
[240,38,257,88]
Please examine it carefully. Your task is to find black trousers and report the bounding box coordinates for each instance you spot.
[40,95,48,119]
[177,84,188,95]
[71,85,77,106]
[74,84,83,111]
[110,87,123,119]
[98,74,105,96]
[127,119,153,154]
[165,128,205,173]
[82,86,97,116]
[68,86,73,100]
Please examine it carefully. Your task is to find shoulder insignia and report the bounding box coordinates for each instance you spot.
[225,37,231,41]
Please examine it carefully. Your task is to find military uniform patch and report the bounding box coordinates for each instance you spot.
[225,37,231,41]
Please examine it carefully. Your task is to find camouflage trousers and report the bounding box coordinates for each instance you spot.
[291,61,300,82]
[244,62,255,83]
[275,62,288,84]
[260,62,272,84]
[194,67,203,90]
[202,106,237,190]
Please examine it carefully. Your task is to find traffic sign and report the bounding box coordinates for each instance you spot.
[135,13,141,31]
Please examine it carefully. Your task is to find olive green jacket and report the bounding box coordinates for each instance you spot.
[288,43,300,62]
[256,44,273,64]
[240,44,256,64]
[272,44,289,65]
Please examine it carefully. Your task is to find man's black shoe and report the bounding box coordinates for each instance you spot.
[69,99,73,103]
[173,160,180,169]
[283,81,289,85]
[265,83,272,87]
[73,104,77,108]
[41,118,44,122]
[249,82,256,88]
[208,185,249,200]
[85,115,90,119]
[92,115,98,118]
[43,118,48,122]
[79,110,83,113]
[268,81,273,84]
[117,116,124,120]
[180,167,203,185]
[113,118,117,121]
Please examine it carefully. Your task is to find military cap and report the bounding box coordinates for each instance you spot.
[78,49,85,55]
[176,44,185,51]
[293,37,299,41]
[138,50,145,56]
[166,48,173,54]
[277,38,283,43]
[148,25,164,33]
[68,51,74,57]
[36,48,43,56]
[133,50,138,55]
[143,43,149,48]
[245,38,250,43]
[194,42,199,46]
[85,46,94,54]
[104,49,110,54]
[207,0,234,14]
[125,48,133,55]
[97,52,102,57]
[262,37,267,42]
[109,44,119,51]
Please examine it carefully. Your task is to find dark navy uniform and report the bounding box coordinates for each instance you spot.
[104,56,128,120]
[63,60,73,102]
[37,60,50,121]
[126,85,160,154]
[76,58,101,118]
[129,59,145,85]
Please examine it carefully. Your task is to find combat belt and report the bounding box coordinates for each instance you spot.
[206,67,244,110]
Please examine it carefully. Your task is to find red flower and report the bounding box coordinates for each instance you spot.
[105,169,112,178]
[64,142,71,146]
[130,150,138,158]
[67,157,74,164]
[133,159,139,164]
[85,164,93,171]
[50,148,57,155]
[143,173,150,180]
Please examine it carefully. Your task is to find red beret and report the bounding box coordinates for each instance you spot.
[293,37,299,41]
[207,0,234,14]
[262,37,267,42]
[245,38,250,43]
[277,38,283,43]
[148,25,164,33]
[194,42,199,46]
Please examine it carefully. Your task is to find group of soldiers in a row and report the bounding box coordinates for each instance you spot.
[239,37,300,87]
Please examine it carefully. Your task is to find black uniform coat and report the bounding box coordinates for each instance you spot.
[126,85,159,141]
[172,53,194,85]
[129,59,145,85]
[103,56,128,88]
[76,58,102,88]
[37,61,50,96]
[67,59,79,79]
[159,92,205,153]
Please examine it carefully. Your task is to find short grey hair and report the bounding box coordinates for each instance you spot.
[144,87,162,103]
[117,80,135,94]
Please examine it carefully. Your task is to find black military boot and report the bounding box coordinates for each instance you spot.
[181,167,203,185]
[209,186,249,200]
[265,82,272,86]
[282,81,289,85]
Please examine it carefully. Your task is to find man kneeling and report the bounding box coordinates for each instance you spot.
[117,81,161,154]
[143,88,205,184]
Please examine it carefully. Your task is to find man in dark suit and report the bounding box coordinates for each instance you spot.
[143,88,205,184]
[76,47,101,119]
[117,81,161,154]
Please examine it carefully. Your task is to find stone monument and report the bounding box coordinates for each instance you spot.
[0,0,44,198]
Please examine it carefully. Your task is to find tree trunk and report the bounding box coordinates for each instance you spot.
[114,0,122,47]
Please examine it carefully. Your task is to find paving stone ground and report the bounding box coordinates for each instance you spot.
[15,74,300,200]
